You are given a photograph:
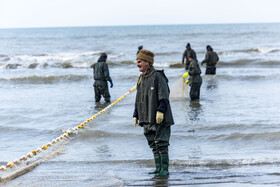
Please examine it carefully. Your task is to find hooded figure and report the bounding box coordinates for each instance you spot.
[136,45,143,55]
[182,43,197,70]
[92,53,113,102]
[133,49,174,176]
[187,51,202,100]
[201,45,219,75]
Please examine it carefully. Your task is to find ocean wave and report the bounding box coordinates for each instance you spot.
[219,47,280,55]
[154,51,181,56]
[171,157,280,167]
[36,157,280,167]
[0,75,90,84]
[218,60,280,67]
[208,131,280,142]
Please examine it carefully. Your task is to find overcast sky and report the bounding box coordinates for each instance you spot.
[0,0,280,28]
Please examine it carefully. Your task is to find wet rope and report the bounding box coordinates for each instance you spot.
[0,85,136,172]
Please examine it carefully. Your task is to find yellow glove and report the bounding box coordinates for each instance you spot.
[183,72,189,78]
[132,117,139,127]
[185,80,189,85]
[156,111,164,124]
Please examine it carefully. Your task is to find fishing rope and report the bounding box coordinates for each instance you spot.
[0,85,136,172]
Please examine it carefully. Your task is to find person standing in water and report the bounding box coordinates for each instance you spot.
[182,43,197,70]
[133,49,174,176]
[186,51,202,101]
[92,53,113,102]
[137,45,143,55]
[201,45,219,75]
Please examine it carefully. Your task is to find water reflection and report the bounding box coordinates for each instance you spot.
[152,175,169,186]
[96,144,112,159]
[188,100,202,121]
[94,101,111,110]
[206,77,218,90]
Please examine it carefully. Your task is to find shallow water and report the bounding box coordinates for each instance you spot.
[1,24,280,186]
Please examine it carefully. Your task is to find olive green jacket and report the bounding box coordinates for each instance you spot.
[182,49,197,70]
[204,51,219,67]
[188,59,202,86]
[134,70,174,126]
[93,61,112,82]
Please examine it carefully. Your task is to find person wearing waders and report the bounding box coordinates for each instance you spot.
[201,45,219,75]
[92,53,113,102]
[132,49,174,176]
[186,51,202,100]
[182,43,197,70]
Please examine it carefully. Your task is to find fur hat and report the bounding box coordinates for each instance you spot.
[136,49,154,64]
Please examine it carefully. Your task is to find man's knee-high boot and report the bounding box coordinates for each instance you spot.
[148,154,161,174]
[157,155,169,176]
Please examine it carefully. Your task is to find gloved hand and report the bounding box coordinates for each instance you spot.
[185,80,189,85]
[110,81,113,88]
[132,117,139,127]
[156,111,164,124]
[201,61,204,65]
[183,72,189,78]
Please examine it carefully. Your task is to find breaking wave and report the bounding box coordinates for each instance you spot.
[219,47,280,55]
[0,75,90,84]
[218,60,280,67]
[171,157,280,167]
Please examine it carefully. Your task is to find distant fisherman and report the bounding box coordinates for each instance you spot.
[137,45,143,55]
[133,49,174,176]
[182,43,197,70]
[186,51,202,101]
[201,45,219,75]
[92,53,113,102]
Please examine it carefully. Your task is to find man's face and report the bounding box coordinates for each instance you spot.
[137,59,149,73]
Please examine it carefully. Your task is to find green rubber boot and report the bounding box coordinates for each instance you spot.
[148,154,161,174]
[157,155,169,176]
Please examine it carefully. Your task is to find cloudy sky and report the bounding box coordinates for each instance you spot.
[0,0,279,28]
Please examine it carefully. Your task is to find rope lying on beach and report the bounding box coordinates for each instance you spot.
[0,85,136,172]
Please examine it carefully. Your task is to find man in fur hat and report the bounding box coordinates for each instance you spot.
[133,49,174,176]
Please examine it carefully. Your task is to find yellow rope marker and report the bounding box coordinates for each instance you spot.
[42,145,47,150]
[1,85,137,172]
[6,162,14,168]
[32,150,37,156]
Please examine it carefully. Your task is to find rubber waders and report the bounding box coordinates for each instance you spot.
[148,154,161,174]
[157,156,169,176]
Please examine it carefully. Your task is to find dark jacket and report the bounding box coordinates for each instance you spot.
[93,61,112,82]
[134,70,174,126]
[204,47,219,67]
[188,59,202,86]
[182,48,197,70]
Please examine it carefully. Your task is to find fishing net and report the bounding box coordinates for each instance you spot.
[170,76,188,100]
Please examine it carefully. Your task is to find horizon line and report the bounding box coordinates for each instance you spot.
[0,22,279,30]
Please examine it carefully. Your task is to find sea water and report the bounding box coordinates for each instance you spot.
[1,23,280,186]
